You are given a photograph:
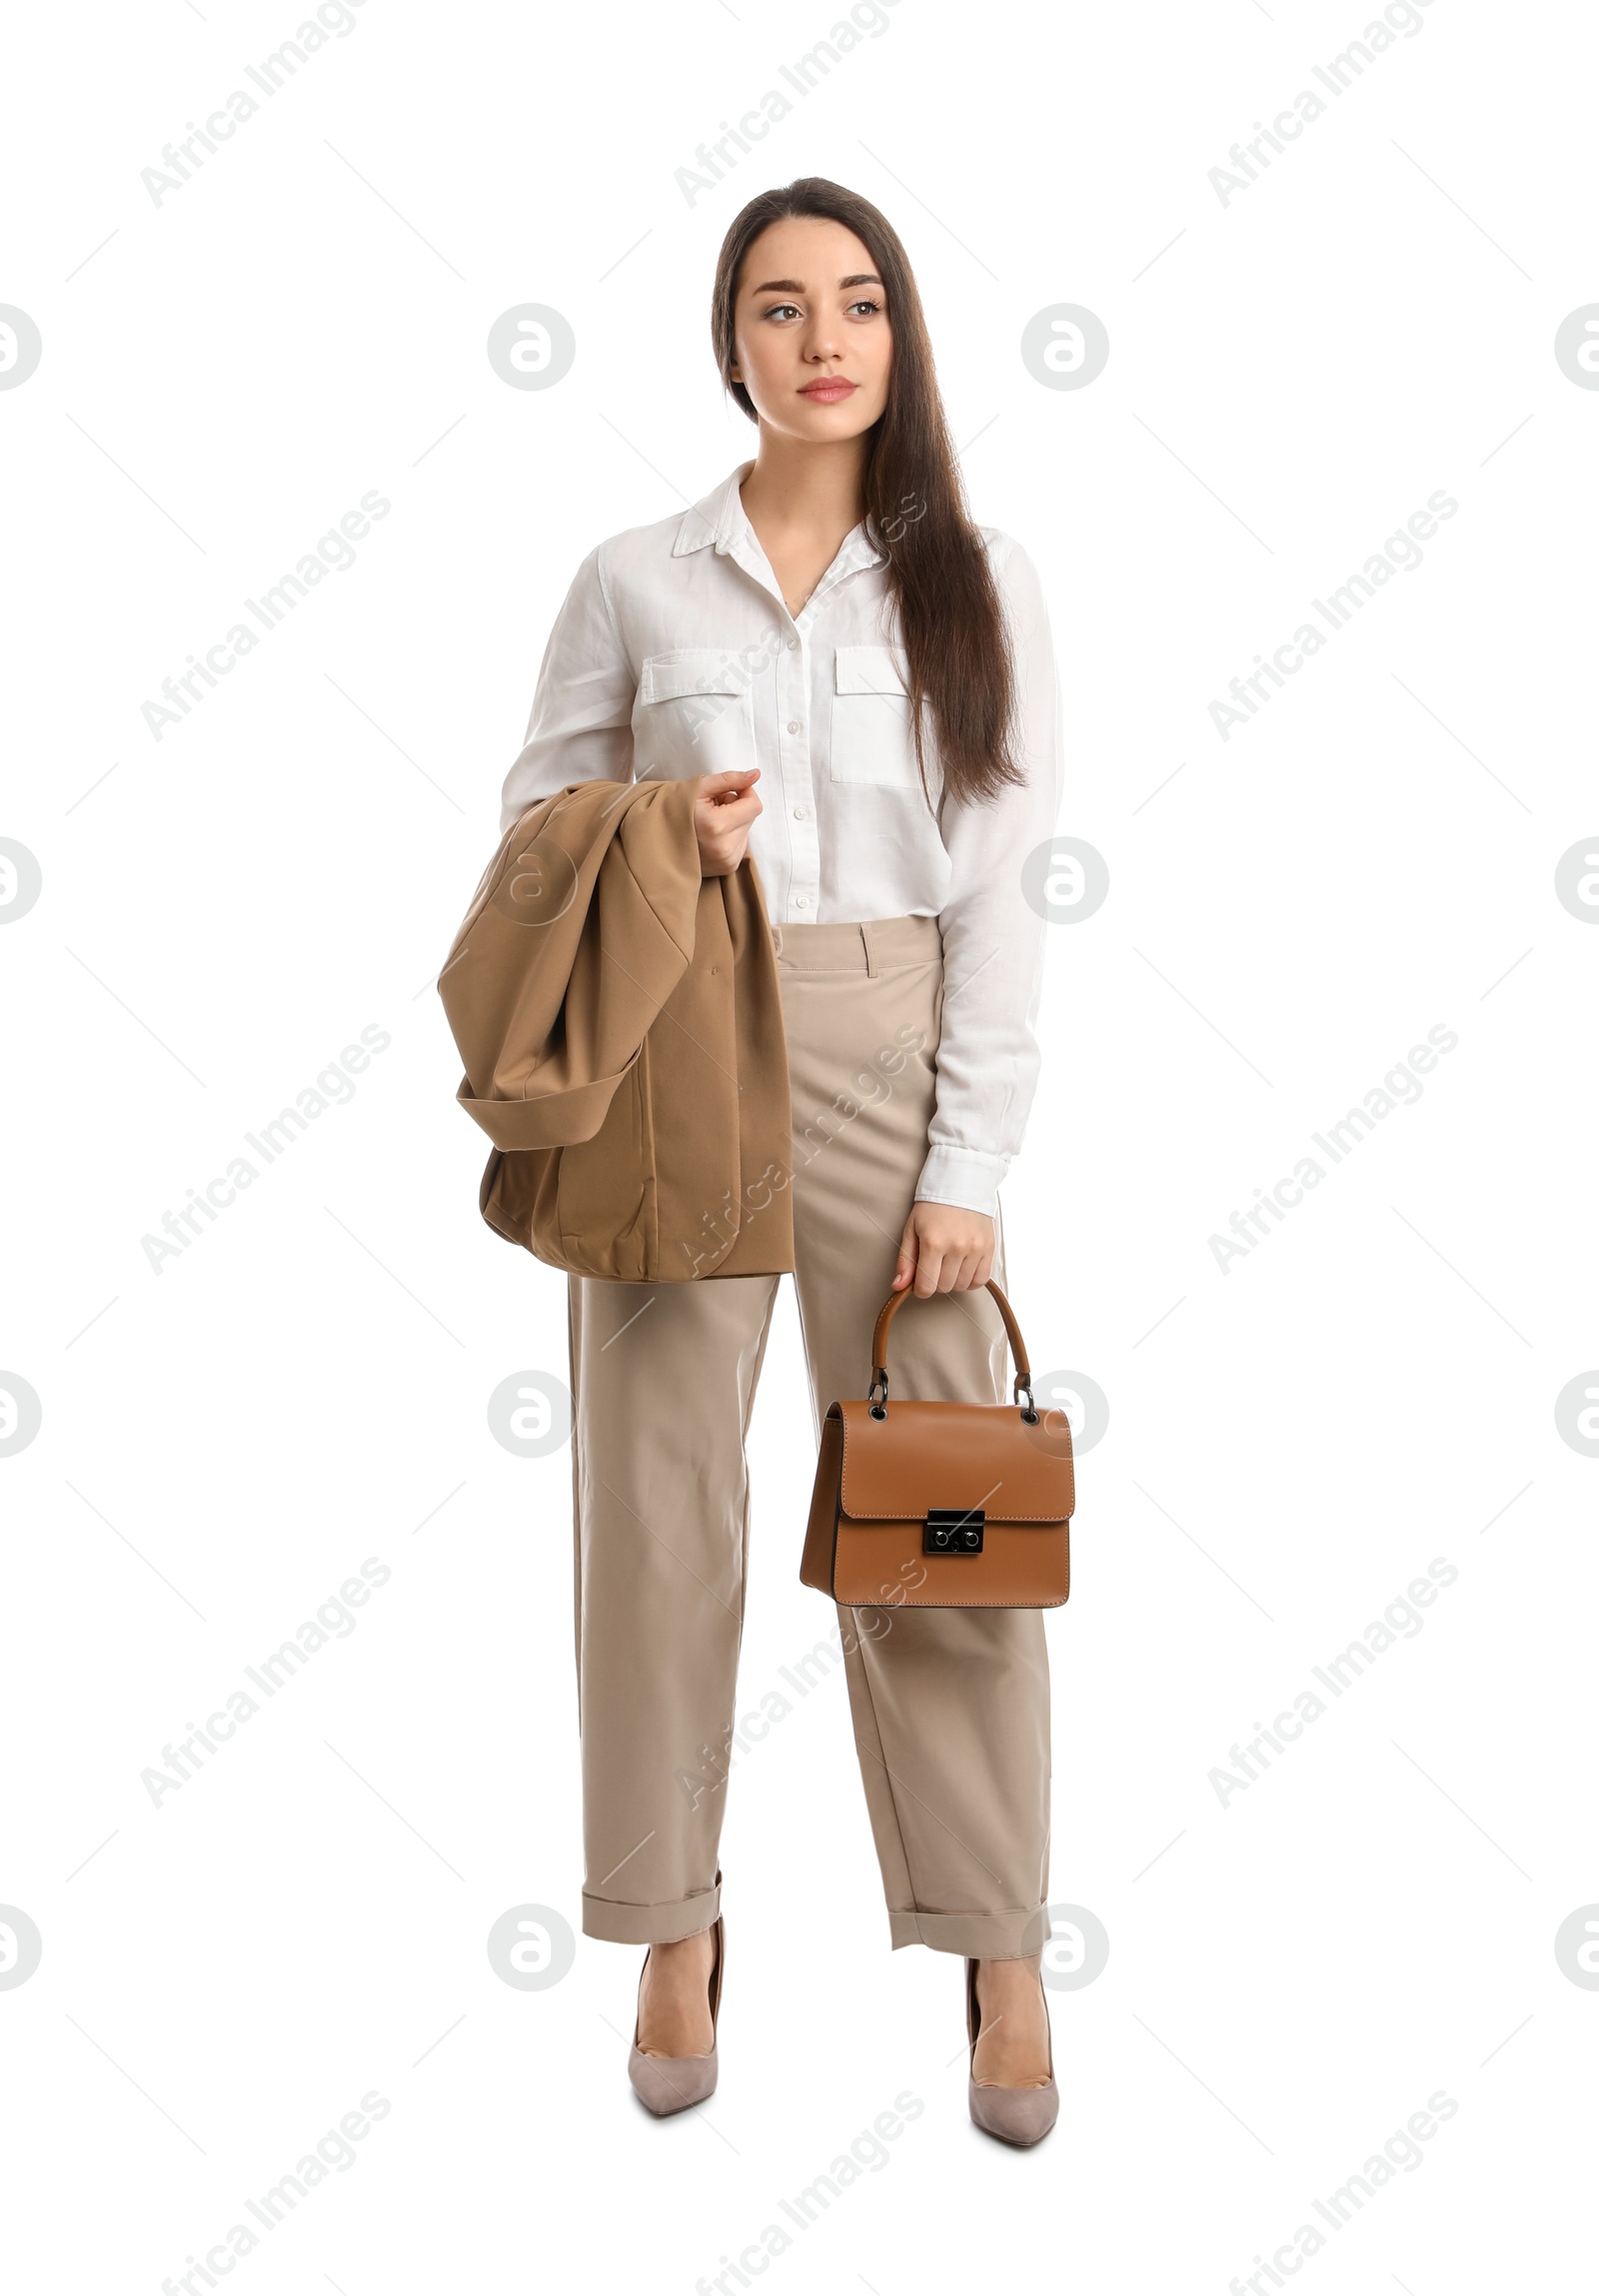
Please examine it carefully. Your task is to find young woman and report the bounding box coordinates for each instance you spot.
[499,178,1063,2144]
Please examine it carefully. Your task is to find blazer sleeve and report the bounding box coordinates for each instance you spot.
[499,544,637,834]
[915,537,1063,1217]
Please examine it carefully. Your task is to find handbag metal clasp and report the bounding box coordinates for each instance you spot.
[924,1508,984,1556]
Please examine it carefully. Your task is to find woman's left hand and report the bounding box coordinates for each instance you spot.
[893,1202,995,1297]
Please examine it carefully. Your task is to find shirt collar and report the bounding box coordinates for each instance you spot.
[673,461,888,576]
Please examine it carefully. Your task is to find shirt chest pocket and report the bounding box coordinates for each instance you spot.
[828,646,925,789]
[638,648,755,781]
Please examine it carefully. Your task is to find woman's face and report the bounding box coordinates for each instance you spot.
[730,216,892,446]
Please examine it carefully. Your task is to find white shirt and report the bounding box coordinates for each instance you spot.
[500,461,1063,1217]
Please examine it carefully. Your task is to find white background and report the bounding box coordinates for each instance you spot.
[2,0,1595,2288]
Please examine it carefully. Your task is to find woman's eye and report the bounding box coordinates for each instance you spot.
[763,303,801,321]
[848,299,882,318]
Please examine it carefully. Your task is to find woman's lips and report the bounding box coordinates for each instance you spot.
[799,380,857,402]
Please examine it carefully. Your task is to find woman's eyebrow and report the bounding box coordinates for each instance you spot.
[747,273,884,295]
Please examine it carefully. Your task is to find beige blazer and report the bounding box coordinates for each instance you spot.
[439,776,795,1282]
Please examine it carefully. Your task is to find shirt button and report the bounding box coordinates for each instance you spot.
[787,720,801,734]
[787,636,799,650]
[795,893,810,908]
[793,806,808,820]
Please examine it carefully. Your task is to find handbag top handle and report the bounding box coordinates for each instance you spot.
[867,1278,1037,1421]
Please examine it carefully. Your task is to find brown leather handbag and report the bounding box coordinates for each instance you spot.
[800,1281,1075,1609]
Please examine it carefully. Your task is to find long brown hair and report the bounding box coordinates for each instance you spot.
[712,177,1022,807]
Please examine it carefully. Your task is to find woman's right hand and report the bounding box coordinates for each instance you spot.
[693,768,763,876]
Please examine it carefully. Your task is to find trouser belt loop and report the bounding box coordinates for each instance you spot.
[860,921,878,977]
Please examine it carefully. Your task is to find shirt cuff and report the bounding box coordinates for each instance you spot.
[912,1145,1008,1218]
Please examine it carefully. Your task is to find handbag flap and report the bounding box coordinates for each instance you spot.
[836,1399,1073,1524]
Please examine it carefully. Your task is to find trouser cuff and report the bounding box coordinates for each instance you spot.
[887,1903,1048,1957]
[582,1878,721,1946]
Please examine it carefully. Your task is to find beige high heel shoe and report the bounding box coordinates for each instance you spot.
[627,1918,725,2117]
[965,1957,1058,2146]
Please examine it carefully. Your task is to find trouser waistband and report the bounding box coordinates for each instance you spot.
[769,912,942,975]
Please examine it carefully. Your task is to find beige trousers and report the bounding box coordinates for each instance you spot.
[566,913,1051,1958]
